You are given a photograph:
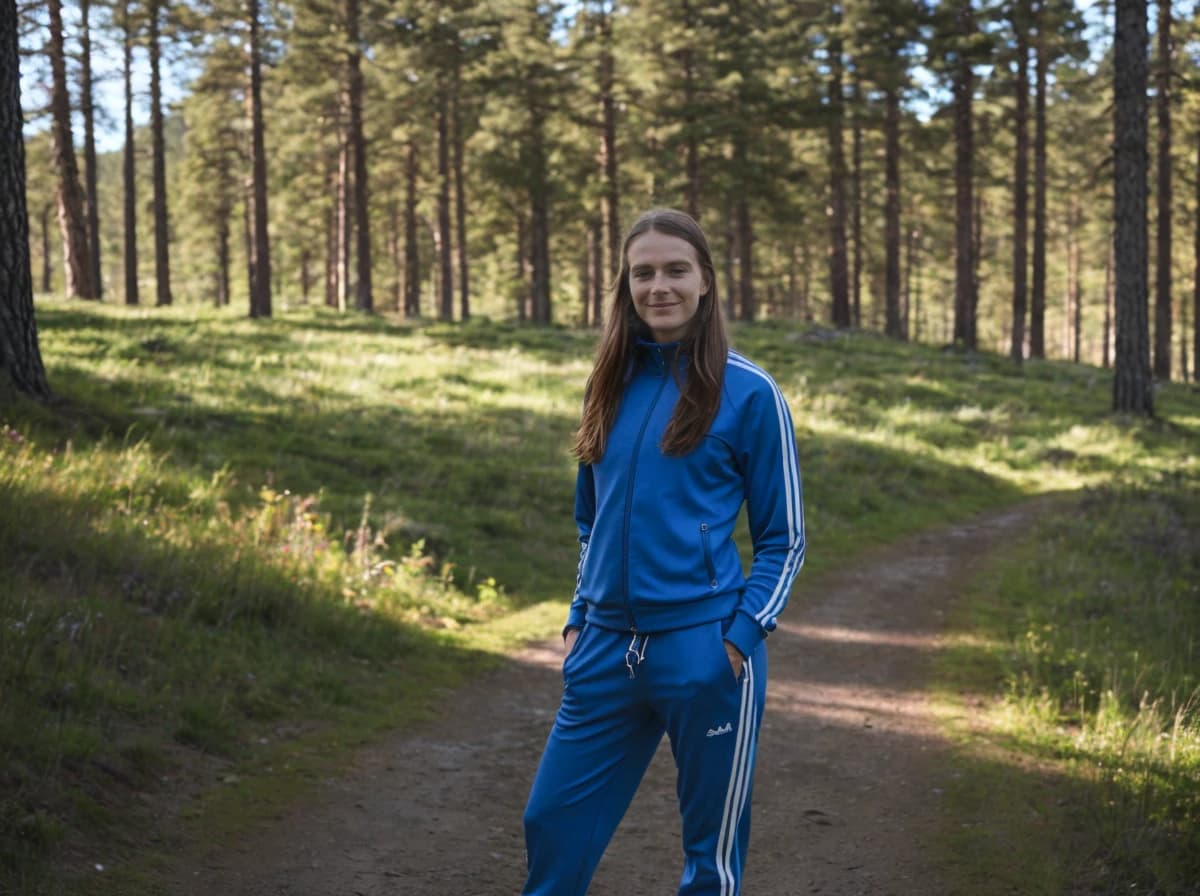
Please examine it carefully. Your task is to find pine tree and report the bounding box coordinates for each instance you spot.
[47,0,98,299]
[1112,0,1153,414]
[79,0,102,298]
[1,0,50,398]
[1153,0,1172,379]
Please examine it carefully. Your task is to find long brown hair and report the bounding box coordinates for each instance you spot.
[574,208,729,463]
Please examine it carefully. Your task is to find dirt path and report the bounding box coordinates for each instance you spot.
[166,503,1041,896]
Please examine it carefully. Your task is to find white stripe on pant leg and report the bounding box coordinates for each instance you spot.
[715,657,753,896]
[715,657,756,896]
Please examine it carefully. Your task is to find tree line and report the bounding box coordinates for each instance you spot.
[5,0,1199,415]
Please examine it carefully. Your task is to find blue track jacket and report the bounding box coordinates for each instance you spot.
[566,342,805,661]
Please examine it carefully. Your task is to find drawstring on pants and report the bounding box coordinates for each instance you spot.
[625,632,650,678]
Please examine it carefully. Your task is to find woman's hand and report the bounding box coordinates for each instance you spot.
[564,627,580,655]
[723,640,744,681]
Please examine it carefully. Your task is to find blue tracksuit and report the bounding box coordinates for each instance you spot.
[523,342,805,896]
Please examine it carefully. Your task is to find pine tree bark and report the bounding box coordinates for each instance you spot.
[347,0,372,313]
[953,6,977,349]
[1195,112,1200,381]
[589,213,603,327]
[437,80,453,320]
[826,20,851,328]
[851,72,863,329]
[528,104,551,324]
[736,188,754,322]
[80,0,102,298]
[598,5,620,288]
[404,138,420,318]
[884,84,902,339]
[1011,5,1030,361]
[1112,0,1153,414]
[148,0,172,305]
[1,0,51,399]
[1030,7,1048,358]
[680,0,700,219]
[122,1,138,306]
[215,208,230,307]
[336,119,351,311]
[247,0,272,318]
[1104,236,1113,368]
[47,0,96,300]
[1153,0,1172,379]
[452,62,469,321]
[40,203,52,292]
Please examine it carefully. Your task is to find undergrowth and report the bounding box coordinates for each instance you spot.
[940,482,1200,893]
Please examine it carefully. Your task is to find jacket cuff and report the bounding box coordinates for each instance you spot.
[563,606,587,638]
[722,611,766,660]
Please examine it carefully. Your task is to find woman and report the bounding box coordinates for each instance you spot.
[522,208,805,896]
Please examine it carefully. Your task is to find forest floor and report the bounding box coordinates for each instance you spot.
[158,500,1045,896]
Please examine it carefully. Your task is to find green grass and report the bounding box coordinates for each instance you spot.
[1,300,1197,893]
[936,485,1200,894]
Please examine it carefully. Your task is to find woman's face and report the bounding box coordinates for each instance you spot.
[627,229,710,344]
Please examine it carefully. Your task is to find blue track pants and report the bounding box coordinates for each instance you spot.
[522,620,768,896]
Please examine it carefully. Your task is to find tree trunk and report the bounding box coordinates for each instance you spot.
[437,80,453,320]
[40,203,52,292]
[955,21,974,347]
[122,2,138,306]
[47,0,96,300]
[528,105,551,324]
[680,0,699,218]
[148,0,172,305]
[1112,0,1153,414]
[723,208,736,321]
[904,223,917,340]
[1,0,50,399]
[1104,235,1113,368]
[347,0,372,313]
[589,213,603,326]
[80,0,102,298]
[452,61,469,321]
[598,6,621,282]
[1067,193,1080,362]
[851,71,863,329]
[1195,112,1200,380]
[325,166,337,309]
[736,190,754,321]
[404,139,420,318]
[515,212,528,322]
[215,209,230,307]
[247,0,272,318]
[336,120,351,311]
[1030,11,1048,358]
[884,84,902,338]
[388,195,400,311]
[1011,7,1029,361]
[953,6,976,349]
[1153,0,1172,378]
[826,21,851,328]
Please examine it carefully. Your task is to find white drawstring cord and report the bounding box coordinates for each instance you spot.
[625,632,650,678]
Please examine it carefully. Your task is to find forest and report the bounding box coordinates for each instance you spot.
[9,0,1199,397]
[2,1,1200,894]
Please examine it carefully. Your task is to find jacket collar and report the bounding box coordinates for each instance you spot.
[634,338,688,374]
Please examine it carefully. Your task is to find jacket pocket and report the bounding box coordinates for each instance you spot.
[700,523,718,589]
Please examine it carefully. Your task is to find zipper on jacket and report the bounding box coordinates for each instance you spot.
[700,522,717,588]
[621,369,671,631]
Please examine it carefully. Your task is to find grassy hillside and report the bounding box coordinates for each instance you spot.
[2,301,1197,894]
